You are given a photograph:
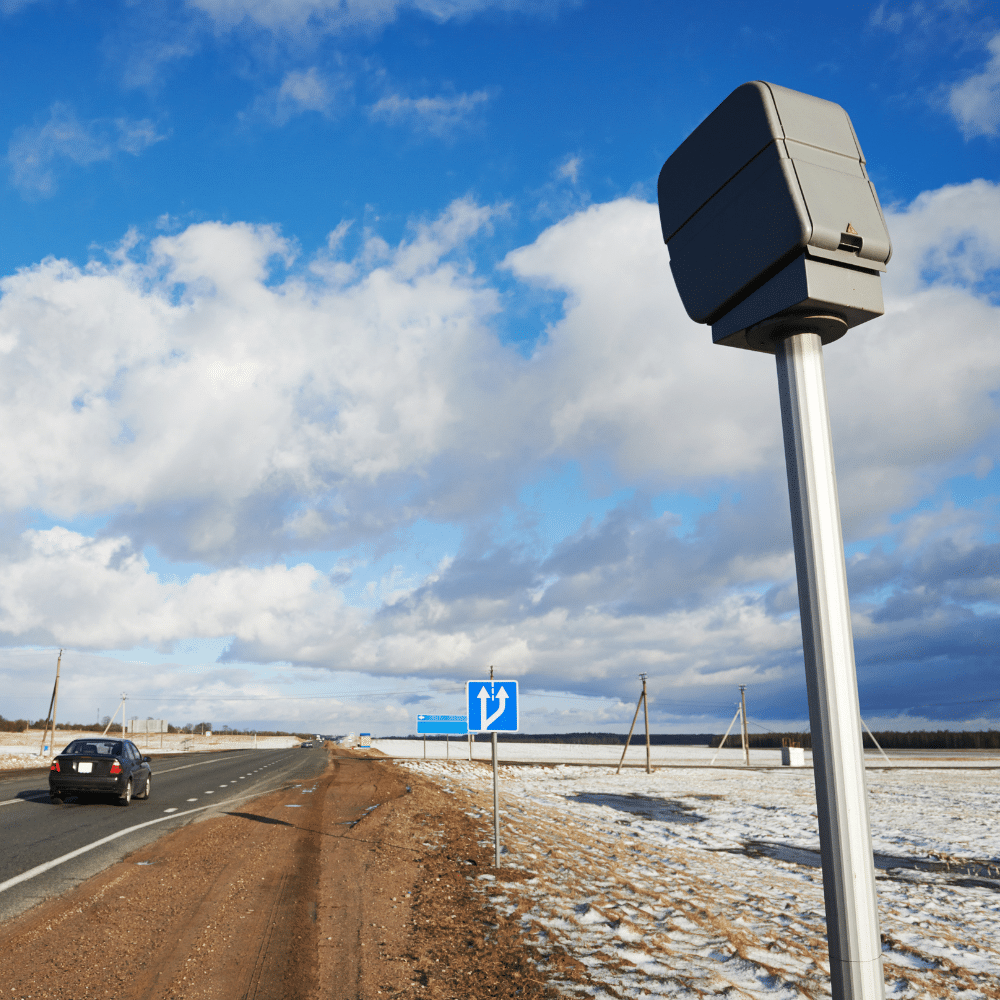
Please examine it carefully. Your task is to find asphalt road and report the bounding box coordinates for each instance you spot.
[0,746,328,923]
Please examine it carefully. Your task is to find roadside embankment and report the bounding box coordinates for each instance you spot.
[0,747,559,999]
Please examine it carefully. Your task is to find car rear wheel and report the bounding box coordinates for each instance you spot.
[119,780,132,807]
[50,793,63,805]
[137,774,151,800]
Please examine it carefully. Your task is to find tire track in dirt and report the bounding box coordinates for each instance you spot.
[0,749,571,1000]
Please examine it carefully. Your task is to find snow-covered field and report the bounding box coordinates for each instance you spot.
[398,756,1000,999]
[377,738,1000,769]
[0,730,299,769]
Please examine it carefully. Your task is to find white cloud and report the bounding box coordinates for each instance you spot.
[7,103,166,197]
[0,188,996,559]
[0,184,996,724]
[948,32,1000,138]
[883,179,1000,293]
[369,89,490,138]
[0,201,506,560]
[247,67,344,125]
[0,526,358,653]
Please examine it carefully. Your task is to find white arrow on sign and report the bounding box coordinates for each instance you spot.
[477,685,508,730]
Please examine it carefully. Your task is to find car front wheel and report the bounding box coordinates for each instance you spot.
[119,780,132,807]
[137,775,151,800]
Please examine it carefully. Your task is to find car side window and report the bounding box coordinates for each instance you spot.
[127,742,138,760]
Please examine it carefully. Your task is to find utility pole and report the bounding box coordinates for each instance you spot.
[102,697,125,736]
[616,676,648,775]
[740,685,750,766]
[38,649,63,758]
[641,673,651,774]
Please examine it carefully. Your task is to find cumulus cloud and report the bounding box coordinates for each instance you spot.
[948,32,1000,138]
[0,526,359,653]
[0,183,996,724]
[7,103,166,196]
[369,89,490,138]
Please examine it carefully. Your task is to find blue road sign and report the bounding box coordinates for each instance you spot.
[466,680,519,733]
[359,732,371,748]
[417,715,468,735]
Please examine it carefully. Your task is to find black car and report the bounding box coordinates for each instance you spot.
[49,738,153,806]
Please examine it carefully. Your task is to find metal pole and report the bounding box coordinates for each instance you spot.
[775,332,883,1000]
[446,733,449,760]
[740,685,750,766]
[615,689,644,774]
[468,732,472,761]
[492,732,500,867]
[641,673,651,774]
[423,735,426,760]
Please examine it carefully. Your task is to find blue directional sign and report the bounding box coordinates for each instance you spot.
[466,680,519,733]
[417,714,468,735]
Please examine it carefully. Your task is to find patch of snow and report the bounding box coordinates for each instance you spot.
[402,757,1000,998]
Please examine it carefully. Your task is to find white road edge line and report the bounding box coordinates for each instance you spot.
[0,778,301,896]
[1,794,49,808]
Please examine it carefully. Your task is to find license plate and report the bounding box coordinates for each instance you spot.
[77,762,93,773]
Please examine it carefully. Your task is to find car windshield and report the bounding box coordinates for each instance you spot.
[64,740,123,757]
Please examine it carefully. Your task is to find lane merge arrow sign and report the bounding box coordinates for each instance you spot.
[466,680,518,733]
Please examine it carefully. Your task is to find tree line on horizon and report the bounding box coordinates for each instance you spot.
[388,729,1000,750]
[711,730,1000,750]
[0,715,312,740]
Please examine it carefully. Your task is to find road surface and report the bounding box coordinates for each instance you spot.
[0,746,327,922]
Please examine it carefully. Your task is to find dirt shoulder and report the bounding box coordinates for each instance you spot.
[0,749,566,1000]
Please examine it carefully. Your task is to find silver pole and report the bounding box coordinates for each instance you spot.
[492,732,500,867]
[775,332,884,1000]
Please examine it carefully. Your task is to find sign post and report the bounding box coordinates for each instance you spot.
[658,81,890,1000]
[466,678,518,867]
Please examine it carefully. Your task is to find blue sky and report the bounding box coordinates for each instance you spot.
[0,0,997,737]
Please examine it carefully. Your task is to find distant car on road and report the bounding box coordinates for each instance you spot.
[49,738,153,807]
[299,741,314,748]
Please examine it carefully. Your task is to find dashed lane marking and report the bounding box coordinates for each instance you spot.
[0,777,308,897]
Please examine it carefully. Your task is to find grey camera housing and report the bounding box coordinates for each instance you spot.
[657,81,891,352]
